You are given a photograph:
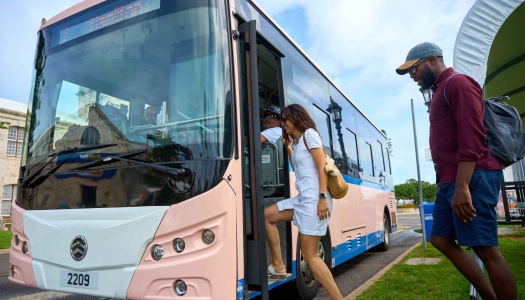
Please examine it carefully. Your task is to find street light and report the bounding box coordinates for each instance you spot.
[327,98,348,174]
[328,97,342,121]
[411,98,427,251]
[419,88,433,113]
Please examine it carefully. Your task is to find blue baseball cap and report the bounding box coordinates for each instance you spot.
[396,42,443,75]
[263,105,280,116]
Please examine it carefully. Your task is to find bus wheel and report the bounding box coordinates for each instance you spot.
[376,212,390,251]
[295,234,331,299]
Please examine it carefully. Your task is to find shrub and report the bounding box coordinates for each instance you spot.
[397,203,414,209]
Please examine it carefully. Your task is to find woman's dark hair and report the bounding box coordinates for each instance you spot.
[281,104,320,144]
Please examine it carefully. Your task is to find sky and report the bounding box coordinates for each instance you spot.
[0,0,477,185]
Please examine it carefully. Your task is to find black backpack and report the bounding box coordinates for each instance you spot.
[443,73,525,167]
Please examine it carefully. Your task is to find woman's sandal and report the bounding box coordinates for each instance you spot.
[267,264,288,280]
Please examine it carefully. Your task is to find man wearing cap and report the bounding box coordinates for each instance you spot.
[396,42,516,300]
[260,105,282,144]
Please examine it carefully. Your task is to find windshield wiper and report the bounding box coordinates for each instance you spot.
[70,151,191,176]
[20,143,117,188]
[70,150,144,170]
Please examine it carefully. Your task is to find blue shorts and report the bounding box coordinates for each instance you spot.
[431,169,503,247]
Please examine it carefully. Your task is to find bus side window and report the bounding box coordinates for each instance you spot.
[311,105,333,156]
[374,140,385,175]
[359,141,374,176]
[383,146,391,174]
[342,129,359,177]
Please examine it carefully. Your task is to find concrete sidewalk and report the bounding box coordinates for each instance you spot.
[497,226,524,235]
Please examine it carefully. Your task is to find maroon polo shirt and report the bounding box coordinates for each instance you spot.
[429,67,503,184]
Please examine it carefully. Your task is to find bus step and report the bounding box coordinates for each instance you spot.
[268,273,292,286]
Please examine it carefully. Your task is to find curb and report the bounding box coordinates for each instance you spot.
[344,241,423,300]
[0,249,9,255]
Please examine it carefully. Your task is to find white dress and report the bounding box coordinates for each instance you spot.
[276,128,333,236]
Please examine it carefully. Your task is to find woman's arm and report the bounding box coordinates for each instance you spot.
[282,137,293,161]
[310,147,330,219]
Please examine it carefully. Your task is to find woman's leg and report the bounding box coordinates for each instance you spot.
[299,233,343,300]
[264,204,293,272]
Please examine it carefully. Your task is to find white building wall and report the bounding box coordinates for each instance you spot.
[0,98,27,216]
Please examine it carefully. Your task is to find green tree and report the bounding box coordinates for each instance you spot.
[422,182,438,202]
[394,179,438,204]
[394,181,418,200]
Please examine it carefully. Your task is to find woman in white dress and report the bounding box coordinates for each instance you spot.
[264,104,343,300]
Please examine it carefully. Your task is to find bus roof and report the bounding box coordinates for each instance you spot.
[39,0,105,31]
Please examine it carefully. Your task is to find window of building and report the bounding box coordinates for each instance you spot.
[80,126,101,146]
[7,127,24,157]
[2,185,16,215]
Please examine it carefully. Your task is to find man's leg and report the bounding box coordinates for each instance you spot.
[430,180,497,299]
[429,235,496,299]
[472,246,517,300]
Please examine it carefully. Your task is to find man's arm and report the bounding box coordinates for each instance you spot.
[453,160,477,222]
[260,134,269,144]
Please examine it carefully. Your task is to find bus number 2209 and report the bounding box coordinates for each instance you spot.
[67,273,89,286]
[59,270,99,289]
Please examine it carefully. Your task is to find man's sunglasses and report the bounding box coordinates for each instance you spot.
[145,113,157,118]
[409,57,429,75]
[261,114,278,120]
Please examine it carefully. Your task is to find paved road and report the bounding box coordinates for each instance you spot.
[0,214,423,300]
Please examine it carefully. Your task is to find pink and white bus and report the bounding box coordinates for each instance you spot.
[9,0,397,299]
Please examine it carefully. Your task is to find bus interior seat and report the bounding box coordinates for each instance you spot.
[261,141,284,197]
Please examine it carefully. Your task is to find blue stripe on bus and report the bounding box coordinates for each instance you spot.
[246,229,390,298]
[288,162,394,192]
[331,229,386,268]
[247,264,296,299]
[237,278,245,299]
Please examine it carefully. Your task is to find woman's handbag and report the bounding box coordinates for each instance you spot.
[323,154,349,199]
[303,136,349,199]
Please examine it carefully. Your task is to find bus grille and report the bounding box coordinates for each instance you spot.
[346,233,362,250]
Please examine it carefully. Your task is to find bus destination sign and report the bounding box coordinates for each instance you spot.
[52,0,160,48]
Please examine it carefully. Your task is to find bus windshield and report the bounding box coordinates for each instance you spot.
[18,0,232,210]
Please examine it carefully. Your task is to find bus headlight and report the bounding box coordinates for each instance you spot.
[202,230,215,245]
[151,245,164,261]
[173,238,185,253]
[174,280,187,296]
[22,242,28,254]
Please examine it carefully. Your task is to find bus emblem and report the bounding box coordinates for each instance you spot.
[70,235,88,261]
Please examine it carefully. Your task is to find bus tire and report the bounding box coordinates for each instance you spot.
[376,212,390,251]
[295,233,331,300]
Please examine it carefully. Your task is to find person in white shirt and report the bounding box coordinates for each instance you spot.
[260,105,282,144]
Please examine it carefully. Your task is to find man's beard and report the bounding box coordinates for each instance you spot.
[420,64,436,90]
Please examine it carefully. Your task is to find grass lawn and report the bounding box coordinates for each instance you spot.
[356,231,525,300]
[0,230,12,249]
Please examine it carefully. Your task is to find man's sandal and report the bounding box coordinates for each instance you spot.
[267,264,287,280]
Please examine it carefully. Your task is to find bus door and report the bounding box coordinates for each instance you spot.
[238,20,290,299]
